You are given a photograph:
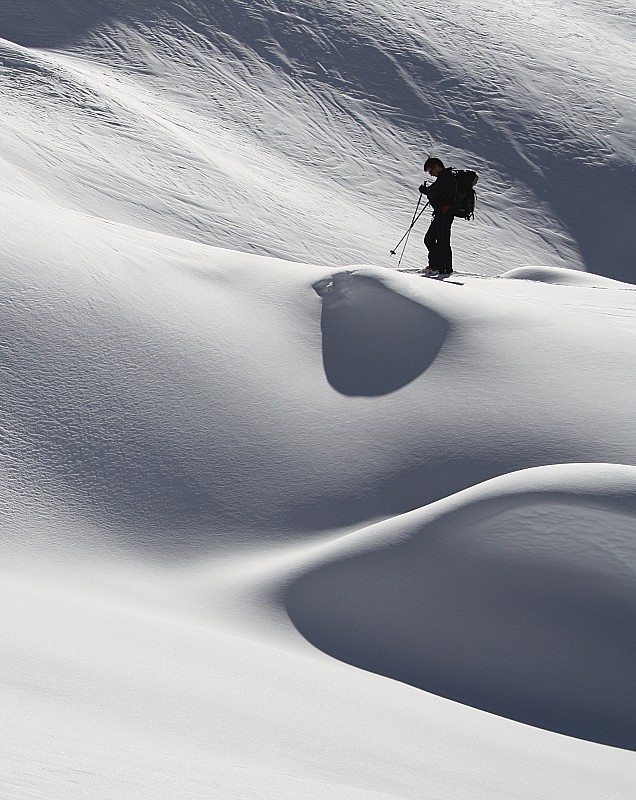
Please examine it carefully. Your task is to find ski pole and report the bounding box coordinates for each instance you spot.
[390,196,429,267]
[390,195,422,255]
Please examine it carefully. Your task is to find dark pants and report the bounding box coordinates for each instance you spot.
[424,213,454,272]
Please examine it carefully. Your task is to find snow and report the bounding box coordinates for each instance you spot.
[501,266,635,288]
[0,1,635,798]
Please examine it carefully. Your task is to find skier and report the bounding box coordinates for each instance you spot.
[418,157,455,277]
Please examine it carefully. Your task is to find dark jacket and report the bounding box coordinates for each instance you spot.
[423,167,455,214]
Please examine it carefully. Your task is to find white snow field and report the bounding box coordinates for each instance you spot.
[1,1,636,798]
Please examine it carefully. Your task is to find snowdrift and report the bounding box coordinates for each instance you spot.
[285,464,636,750]
[1,194,636,797]
[502,266,634,288]
[2,194,635,542]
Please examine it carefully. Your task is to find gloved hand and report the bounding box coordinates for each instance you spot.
[418,183,428,194]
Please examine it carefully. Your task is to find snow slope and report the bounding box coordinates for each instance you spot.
[1,2,636,798]
[1,191,636,798]
[1,0,635,277]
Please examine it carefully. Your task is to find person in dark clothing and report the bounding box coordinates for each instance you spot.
[418,157,455,277]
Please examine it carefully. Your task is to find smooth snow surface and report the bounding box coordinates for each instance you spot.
[1,2,635,798]
[501,265,634,288]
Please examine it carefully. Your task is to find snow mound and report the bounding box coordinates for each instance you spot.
[2,196,635,547]
[502,266,634,289]
[286,463,636,750]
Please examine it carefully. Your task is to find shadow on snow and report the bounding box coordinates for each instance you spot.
[315,271,449,397]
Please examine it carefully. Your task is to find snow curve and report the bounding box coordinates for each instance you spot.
[502,266,635,289]
[285,463,636,750]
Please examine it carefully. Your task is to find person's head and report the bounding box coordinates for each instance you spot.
[424,157,445,178]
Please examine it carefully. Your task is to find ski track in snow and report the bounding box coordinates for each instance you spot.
[0,1,635,798]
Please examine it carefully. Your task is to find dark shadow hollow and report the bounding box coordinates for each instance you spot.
[285,503,636,751]
[318,272,449,396]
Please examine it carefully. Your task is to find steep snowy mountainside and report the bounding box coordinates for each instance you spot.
[1,0,634,277]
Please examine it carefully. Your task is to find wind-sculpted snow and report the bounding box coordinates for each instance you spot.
[1,0,634,277]
[502,266,636,289]
[285,464,636,751]
[1,199,635,547]
[1,197,636,795]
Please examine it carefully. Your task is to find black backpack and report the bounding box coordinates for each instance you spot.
[451,169,478,219]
